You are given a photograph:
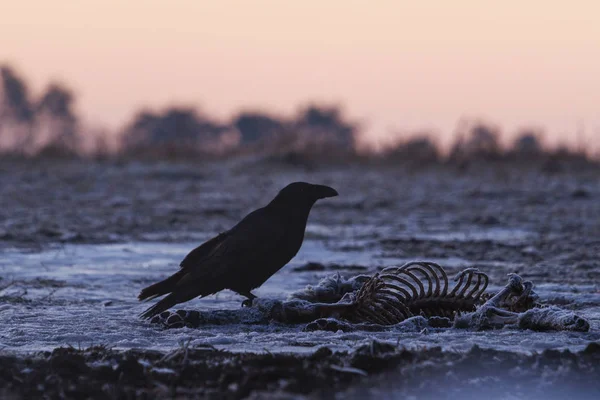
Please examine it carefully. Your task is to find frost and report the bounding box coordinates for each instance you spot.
[0,243,598,355]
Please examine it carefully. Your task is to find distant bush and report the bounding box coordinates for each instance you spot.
[381,135,441,166]
[501,128,546,165]
[0,65,35,153]
[34,83,80,155]
[291,105,357,153]
[448,120,503,164]
[120,107,233,159]
[233,111,287,146]
[1,64,81,157]
[541,146,598,173]
[511,129,543,155]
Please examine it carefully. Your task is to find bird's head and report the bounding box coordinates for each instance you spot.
[269,182,338,209]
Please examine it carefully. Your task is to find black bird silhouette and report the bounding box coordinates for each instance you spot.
[138,182,338,319]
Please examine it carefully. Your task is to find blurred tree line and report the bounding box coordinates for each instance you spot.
[0,66,78,156]
[1,63,597,168]
[0,63,358,160]
[121,104,357,159]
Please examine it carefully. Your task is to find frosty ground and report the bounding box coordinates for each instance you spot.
[1,158,599,398]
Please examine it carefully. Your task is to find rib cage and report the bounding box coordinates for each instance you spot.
[348,261,489,325]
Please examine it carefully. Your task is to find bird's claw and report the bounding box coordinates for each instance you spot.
[241,299,254,308]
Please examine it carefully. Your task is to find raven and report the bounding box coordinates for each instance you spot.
[138,182,338,319]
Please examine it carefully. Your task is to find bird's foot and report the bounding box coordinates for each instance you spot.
[149,309,202,329]
[239,292,257,308]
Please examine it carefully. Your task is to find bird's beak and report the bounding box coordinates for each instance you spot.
[313,185,338,199]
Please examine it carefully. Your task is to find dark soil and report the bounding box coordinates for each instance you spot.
[1,342,599,399]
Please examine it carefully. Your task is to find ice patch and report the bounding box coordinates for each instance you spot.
[0,242,599,354]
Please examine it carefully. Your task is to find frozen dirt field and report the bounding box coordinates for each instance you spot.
[1,158,599,398]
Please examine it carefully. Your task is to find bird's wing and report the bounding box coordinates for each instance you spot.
[179,230,231,270]
[178,208,286,280]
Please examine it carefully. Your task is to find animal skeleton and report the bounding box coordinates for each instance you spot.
[148,261,588,332]
[345,262,489,324]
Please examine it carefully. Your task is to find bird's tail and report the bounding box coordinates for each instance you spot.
[138,271,183,302]
[139,293,180,320]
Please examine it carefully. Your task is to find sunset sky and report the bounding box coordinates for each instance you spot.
[1,0,599,150]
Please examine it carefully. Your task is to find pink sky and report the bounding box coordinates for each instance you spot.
[1,0,599,150]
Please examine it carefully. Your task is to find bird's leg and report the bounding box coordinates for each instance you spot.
[239,291,257,308]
